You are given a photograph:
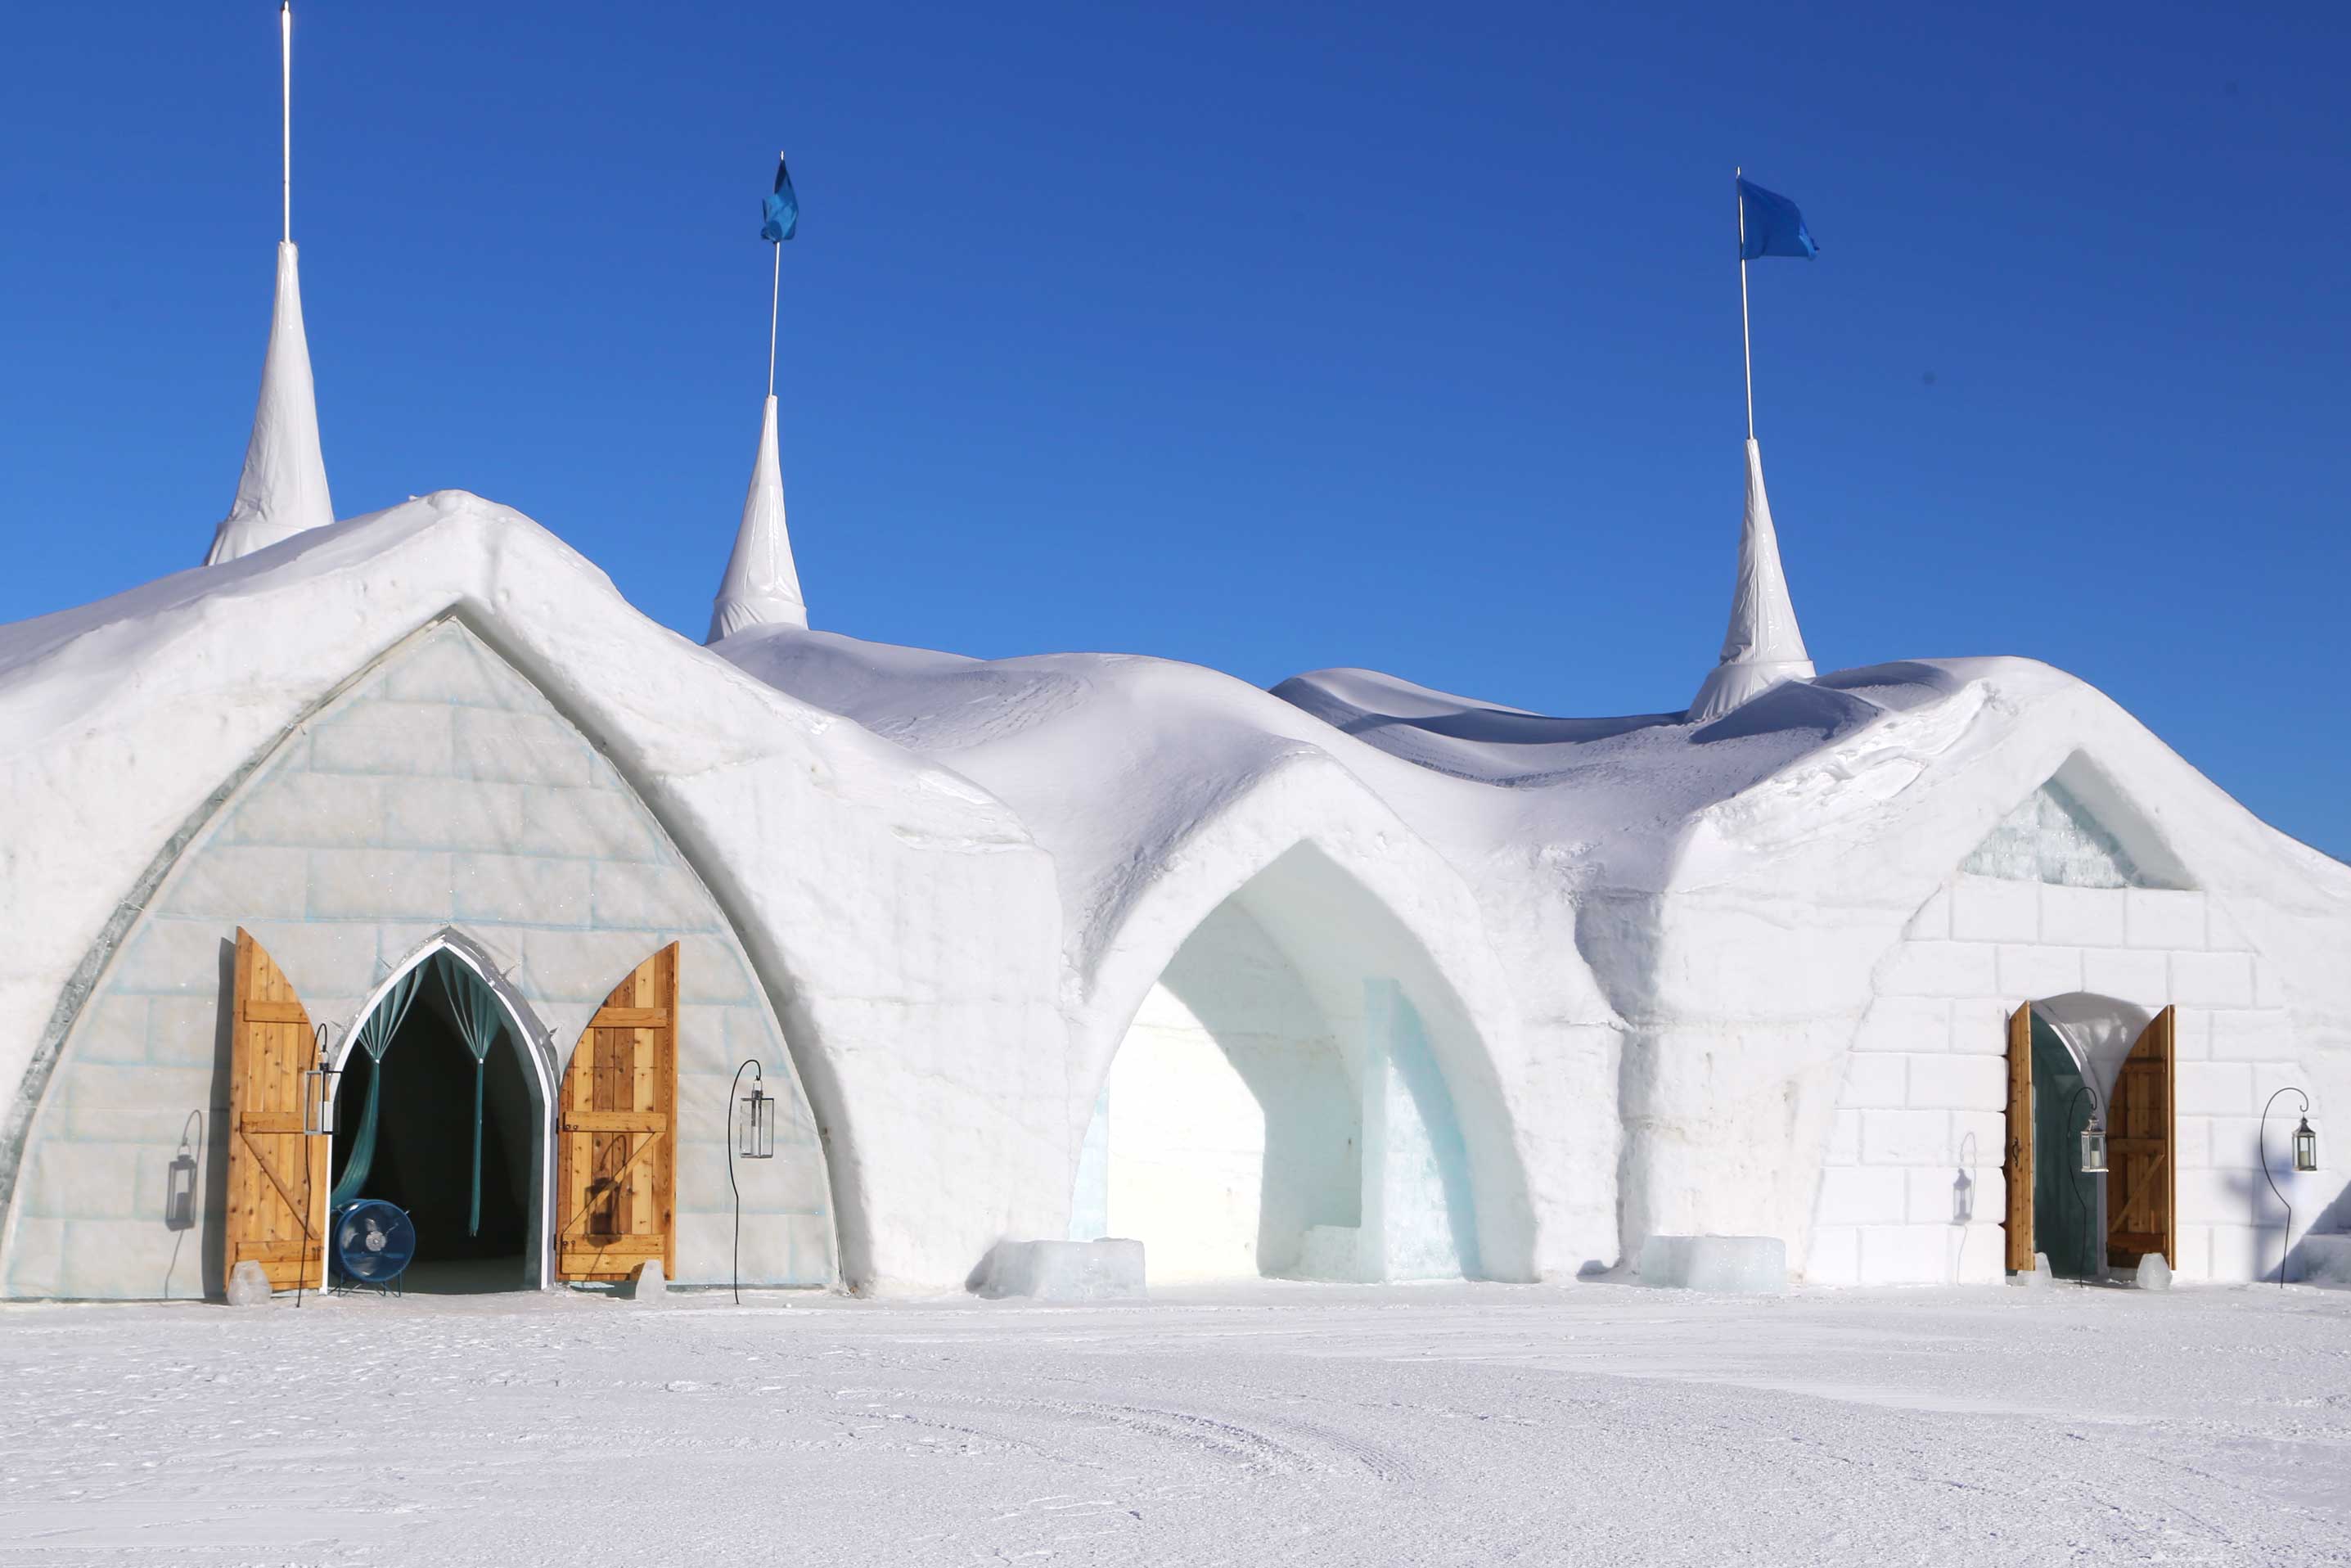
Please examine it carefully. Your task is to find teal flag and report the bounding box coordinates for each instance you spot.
[762,155,799,243]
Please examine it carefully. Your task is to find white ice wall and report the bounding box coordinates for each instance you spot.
[1098,982,1270,1280]
[1079,891,1359,1280]
[1810,873,2320,1285]
[1361,979,1478,1280]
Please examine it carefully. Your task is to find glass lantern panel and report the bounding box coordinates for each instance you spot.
[741,1092,775,1160]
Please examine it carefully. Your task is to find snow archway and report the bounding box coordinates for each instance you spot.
[1072,843,1489,1282]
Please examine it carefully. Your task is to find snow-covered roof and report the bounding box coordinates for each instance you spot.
[6,495,2349,1286]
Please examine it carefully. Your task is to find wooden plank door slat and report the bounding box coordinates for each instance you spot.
[2106,1005,2176,1269]
[554,944,680,1283]
[2004,1003,2034,1273]
[223,928,327,1291]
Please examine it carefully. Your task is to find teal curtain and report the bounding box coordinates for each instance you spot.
[435,953,506,1237]
[329,966,426,1208]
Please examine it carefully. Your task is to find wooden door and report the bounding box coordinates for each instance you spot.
[2003,1003,2034,1273]
[2107,1005,2176,1268]
[556,944,679,1282]
[224,928,328,1291]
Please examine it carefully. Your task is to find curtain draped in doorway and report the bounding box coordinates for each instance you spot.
[329,952,510,1232]
[329,965,425,1207]
[435,957,506,1237]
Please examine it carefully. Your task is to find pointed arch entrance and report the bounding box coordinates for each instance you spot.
[325,931,561,1291]
[221,927,686,1295]
[1073,843,1502,1283]
[2003,994,2175,1279]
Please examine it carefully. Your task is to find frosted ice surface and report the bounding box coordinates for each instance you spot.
[2297,1235,2351,1286]
[1295,1224,1368,1282]
[2135,1252,2172,1291]
[224,1260,272,1306]
[975,1239,1146,1301]
[1963,777,2146,888]
[1637,1235,1786,1293]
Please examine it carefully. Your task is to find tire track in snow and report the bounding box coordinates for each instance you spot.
[853,1387,1352,1477]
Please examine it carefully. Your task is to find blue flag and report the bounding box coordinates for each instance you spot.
[1737,178,1815,260]
[761,155,799,243]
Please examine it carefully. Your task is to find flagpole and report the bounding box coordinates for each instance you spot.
[767,240,780,398]
[281,2,292,244]
[1736,166,1753,441]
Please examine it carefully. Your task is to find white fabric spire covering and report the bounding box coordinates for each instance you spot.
[707,394,808,642]
[1688,437,1815,723]
[205,242,335,566]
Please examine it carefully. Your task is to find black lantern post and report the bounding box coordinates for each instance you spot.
[301,1023,340,1137]
[727,1059,772,1304]
[2262,1087,2317,1288]
[296,1023,339,1308]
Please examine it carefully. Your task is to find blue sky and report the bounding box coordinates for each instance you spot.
[3,2,2345,856]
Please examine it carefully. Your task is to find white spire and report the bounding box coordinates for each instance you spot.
[206,5,331,566]
[706,395,808,642]
[1689,437,1814,723]
[205,243,336,566]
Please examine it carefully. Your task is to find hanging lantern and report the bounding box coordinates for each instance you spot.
[2079,1113,2108,1174]
[2295,1117,2318,1174]
[302,1025,340,1138]
[740,1075,775,1161]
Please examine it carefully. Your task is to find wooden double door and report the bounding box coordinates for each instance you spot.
[2003,1002,2175,1274]
[223,929,681,1291]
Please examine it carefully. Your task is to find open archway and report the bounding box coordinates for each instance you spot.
[1072,843,1493,1283]
[2006,991,2173,1280]
[327,934,557,1292]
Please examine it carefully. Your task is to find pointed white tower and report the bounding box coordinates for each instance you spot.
[206,3,332,566]
[706,395,808,641]
[205,241,334,565]
[1688,438,1814,723]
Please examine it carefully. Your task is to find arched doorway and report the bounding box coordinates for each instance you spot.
[327,939,556,1292]
[1073,845,1485,1283]
[2003,994,2176,1280]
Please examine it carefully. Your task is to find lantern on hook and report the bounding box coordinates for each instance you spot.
[2079,1111,2108,1175]
[302,1024,340,1138]
[2295,1116,2319,1174]
[739,1064,775,1161]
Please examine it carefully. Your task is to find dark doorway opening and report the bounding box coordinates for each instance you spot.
[2029,1012,2100,1280]
[329,975,536,1291]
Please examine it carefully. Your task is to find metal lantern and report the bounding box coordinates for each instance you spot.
[165,1136,199,1232]
[300,1024,341,1138]
[2295,1116,2319,1174]
[740,1072,776,1161]
[2079,1113,2108,1174]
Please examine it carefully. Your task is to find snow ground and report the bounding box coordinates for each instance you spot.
[5,1280,2350,1566]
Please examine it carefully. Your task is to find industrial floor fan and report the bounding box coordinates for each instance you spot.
[331,1200,417,1295]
